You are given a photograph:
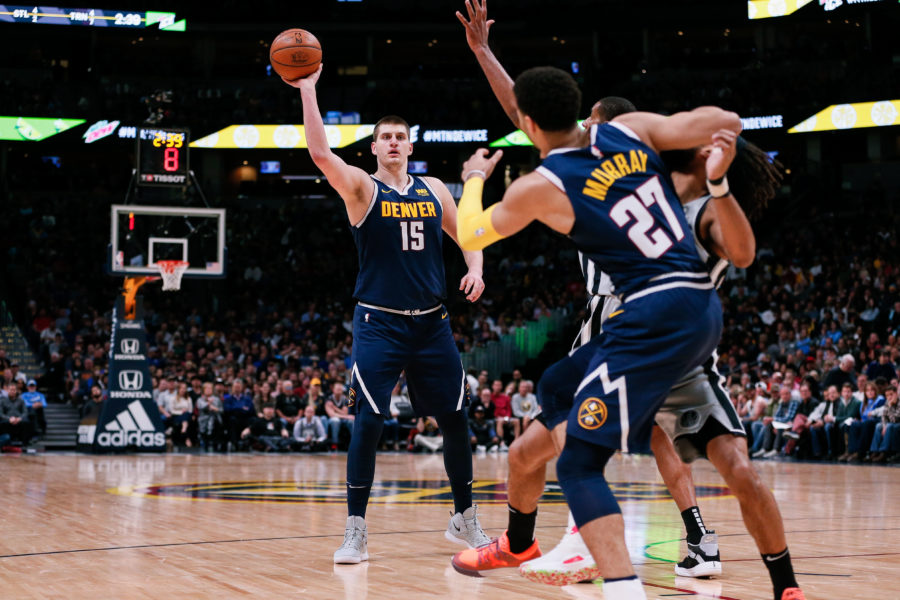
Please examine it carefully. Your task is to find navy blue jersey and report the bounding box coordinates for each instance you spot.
[351,175,447,310]
[538,122,706,299]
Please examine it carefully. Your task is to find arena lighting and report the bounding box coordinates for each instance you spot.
[190,124,375,149]
[0,116,85,141]
[0,6,185,30]
[748,0,814,19]
[788,100,900,133]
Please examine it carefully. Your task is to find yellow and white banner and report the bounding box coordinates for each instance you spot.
[190,124,375,149]
[788,100,900,133]
[747,0,814,19]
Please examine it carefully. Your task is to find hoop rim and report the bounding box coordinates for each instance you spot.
[156,259,190,273]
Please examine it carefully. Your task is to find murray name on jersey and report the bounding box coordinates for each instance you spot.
[582,149,650,202]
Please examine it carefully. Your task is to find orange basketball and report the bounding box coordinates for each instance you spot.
[269,28,322,80]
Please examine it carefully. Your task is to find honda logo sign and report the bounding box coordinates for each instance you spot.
[119,370,144,391]
[120,339,140,355]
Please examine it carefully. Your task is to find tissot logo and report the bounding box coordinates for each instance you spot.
[119,370,144,390]
[120,339,140,355]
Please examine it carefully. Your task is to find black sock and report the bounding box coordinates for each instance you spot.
[761,547,799,599]
[506,504,537,553]
[681,506,706,545]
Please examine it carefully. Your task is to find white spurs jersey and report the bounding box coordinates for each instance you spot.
[572,194,728,351]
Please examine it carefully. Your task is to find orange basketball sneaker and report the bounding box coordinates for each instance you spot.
[781,588,806,600]
[451,530,541,576]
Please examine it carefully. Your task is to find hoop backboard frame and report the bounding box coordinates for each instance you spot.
[108,204,226,279]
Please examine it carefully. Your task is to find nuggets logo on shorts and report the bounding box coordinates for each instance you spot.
[348,387,357,407]
[577,397,608,430]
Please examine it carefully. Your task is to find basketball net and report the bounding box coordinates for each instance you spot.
[156,260,189,292]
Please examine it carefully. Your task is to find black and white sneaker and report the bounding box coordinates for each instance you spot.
[674,531,722,578]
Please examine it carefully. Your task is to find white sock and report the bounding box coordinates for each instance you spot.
[602,577,647,600]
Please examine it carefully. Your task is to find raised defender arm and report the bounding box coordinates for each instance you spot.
[616,107,742,154]
[282,65,373,224]
[457,0,520,128]
[702,130,756,268]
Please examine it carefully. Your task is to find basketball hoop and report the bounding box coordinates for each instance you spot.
[156,260,189,291]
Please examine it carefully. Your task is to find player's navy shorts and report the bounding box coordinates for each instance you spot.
[348,303,468,418]
[566,285,722,454]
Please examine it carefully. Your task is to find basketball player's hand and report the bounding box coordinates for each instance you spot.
[462,148,504,181]
[705,129,737,182]
[460,271,485,302]
[456,0,494,51]
[281,63,323,89]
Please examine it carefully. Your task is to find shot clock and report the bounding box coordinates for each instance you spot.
[136,127,189,186]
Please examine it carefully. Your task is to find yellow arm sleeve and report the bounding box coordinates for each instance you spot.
[456,176,505,251]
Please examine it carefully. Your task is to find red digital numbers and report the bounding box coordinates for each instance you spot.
[163,147,179,172]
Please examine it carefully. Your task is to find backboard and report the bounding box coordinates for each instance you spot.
[108,204,226,278]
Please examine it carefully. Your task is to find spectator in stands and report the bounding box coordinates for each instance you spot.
[469,405,500,454]
[304,377,327,417]
[275,380,303,431]
[867,385,900,463]
[831,383,862,460]
[491,379,516,447]
[807,385,838,459]
[155,377,175,424]
[865,350,897,382]
[823,354,857,390]
[292,404,327,452]
[843,381,885,462]
[241,403,290,452]
[325,382,353,451]
[197,382,225,451]
[754,386,799,458]
[412,416,443,453]
[21,379,46,435]
[511,380,539,432]
[223,379,254,451]
[170,381,194,447]
[79,384,105,420]
[470,387,495,420]
[0,382,31,444]
[782,383,819,457]
[741,384,769,451]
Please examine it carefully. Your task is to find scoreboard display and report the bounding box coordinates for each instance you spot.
[136,127,189,186]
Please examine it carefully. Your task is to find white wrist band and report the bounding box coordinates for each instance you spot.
[463,169,486,182]
[707,175,730,198]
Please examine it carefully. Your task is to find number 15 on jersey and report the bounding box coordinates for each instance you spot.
[400,221,424,251]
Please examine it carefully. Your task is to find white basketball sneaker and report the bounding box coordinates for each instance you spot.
[334,515,368,564]
[674,531,722,577]
[519,515,601,586]
[445,504,492,549]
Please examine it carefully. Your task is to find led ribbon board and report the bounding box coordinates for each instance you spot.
[490,121,586,147]
[747,0,815,19]
[0,116,85,141]
[190,124,376,149]
[0,6,185,30]
[788,100,900,133]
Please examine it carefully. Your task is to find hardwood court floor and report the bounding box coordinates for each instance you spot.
[1,450,897,599]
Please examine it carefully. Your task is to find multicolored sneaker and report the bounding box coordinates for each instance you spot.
[518,523,600,586]
[674,531,722,578]
[451,530,541,576]
[445,504,492,549]
[781,588,806,600]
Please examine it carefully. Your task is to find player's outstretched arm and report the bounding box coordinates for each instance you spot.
[616,107,742,154]
[456,0,520,128]
[703,130,755,268]
[282,65,373,223]
[429,176,485,302]
[456,149,572,251]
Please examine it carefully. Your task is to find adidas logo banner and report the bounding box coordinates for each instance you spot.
[90,297,165,452]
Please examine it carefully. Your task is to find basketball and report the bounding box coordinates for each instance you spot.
[269,28,322,80]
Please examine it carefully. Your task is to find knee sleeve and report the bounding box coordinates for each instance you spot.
[556,435,619,527]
